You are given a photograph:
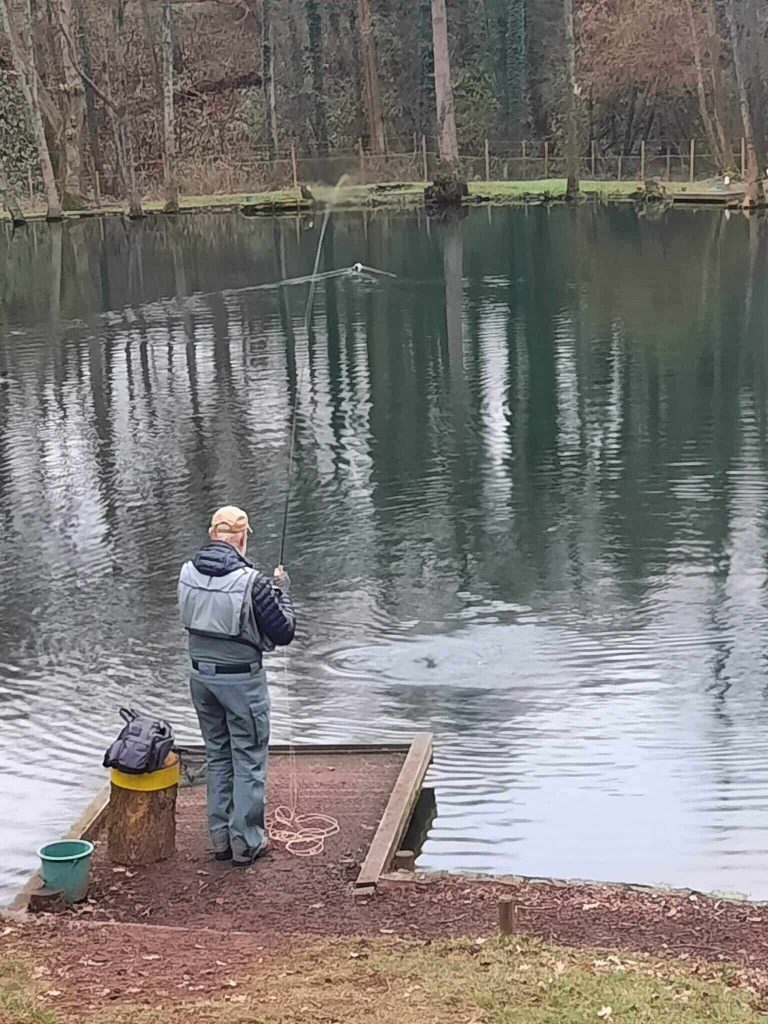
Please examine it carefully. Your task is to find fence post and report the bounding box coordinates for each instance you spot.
[591,139,596,179]
[640,140,646,181]
[421,135,428,182]
[741,137,746,179]
[484,138,490,181]
[665,147,671,182]
[290,140,298,192]
[544,140,549,179]
[689,139,695,183]
[617,154,623,181]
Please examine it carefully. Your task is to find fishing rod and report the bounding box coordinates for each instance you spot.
[277,177,346,569]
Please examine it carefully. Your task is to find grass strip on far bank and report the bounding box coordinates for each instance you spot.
[4,935,763,1024]
[2,178,650,222]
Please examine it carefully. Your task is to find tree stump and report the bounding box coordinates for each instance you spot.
[424,177,468,208]
[108,759,178,865]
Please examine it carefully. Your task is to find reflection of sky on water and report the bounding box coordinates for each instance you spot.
[2,205,768,901]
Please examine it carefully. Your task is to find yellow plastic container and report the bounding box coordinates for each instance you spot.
[110,754,180,792]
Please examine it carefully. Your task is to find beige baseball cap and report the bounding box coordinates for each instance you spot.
[210,505,252,535]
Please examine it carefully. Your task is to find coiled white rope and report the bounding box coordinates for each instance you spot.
[267,805,340,857]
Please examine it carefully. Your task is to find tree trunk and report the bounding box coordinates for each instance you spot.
[113,0,144,216]
[261,0,279,159]
[506,0,528,133]
[563,0,580,198]
[0,0,62,219]
[0,159,26,226]
[685,0,725,171]
[108,781,177,865]
[162,0,178,212]
[430,0,459,165]
[704,0,732,167]
[75,0,105,203]
[357,0,386,155]
[723,0,763,206]
[742,0,767,176]
[58,0,87,208]
[306,1,328,156]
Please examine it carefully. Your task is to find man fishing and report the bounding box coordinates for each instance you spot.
[178,505,295,866]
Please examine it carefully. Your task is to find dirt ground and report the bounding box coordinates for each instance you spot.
[5,750,768,1017]
[84,751,404,934]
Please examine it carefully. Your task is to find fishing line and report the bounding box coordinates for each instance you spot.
[267,177,351,858]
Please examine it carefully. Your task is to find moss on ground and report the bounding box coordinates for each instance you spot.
[2,935,764,1024]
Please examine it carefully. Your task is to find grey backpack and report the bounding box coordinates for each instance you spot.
[103,708,174,775]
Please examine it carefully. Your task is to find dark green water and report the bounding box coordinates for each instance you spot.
[2,205,768,901]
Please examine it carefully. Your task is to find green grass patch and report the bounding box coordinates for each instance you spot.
[76,936,763,1024]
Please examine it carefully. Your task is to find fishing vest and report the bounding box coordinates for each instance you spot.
[177,562,270,653]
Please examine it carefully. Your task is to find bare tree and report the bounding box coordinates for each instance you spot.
[54,0,143,216]
[685,0,727,171]
[162,0,179,211]
[703,0,732,166]
[723,0,763,206]
[0,0,62,219]
[430,0,458,165]
[357,0,386,154]
[57,0,87,207]
[261,0,279,159]
[563,0,580,198]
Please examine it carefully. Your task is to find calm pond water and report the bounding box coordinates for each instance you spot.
[2,204,768,902]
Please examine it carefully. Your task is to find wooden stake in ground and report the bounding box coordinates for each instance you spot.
[290,139,298,192]
[499,896,518,936]
[108,758,178,865]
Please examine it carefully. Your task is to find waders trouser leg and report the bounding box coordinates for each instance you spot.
[190,668,270,859]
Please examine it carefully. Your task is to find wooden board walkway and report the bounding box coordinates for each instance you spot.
[11,736,433,915]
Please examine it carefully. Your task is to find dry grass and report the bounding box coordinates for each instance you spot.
[0,937,753,1024]
[0,954,59,1024]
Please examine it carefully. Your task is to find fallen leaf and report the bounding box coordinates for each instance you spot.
[225,979,238,988]
[47,990,62,998]
[597,1008,612,1019]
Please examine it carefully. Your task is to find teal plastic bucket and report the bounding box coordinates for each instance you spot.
[38,840,94,904]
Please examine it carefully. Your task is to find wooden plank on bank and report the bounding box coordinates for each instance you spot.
[8,781,111,913]
[355,733,433,891]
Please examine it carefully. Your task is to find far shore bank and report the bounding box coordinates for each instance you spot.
[0,178,749,224]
